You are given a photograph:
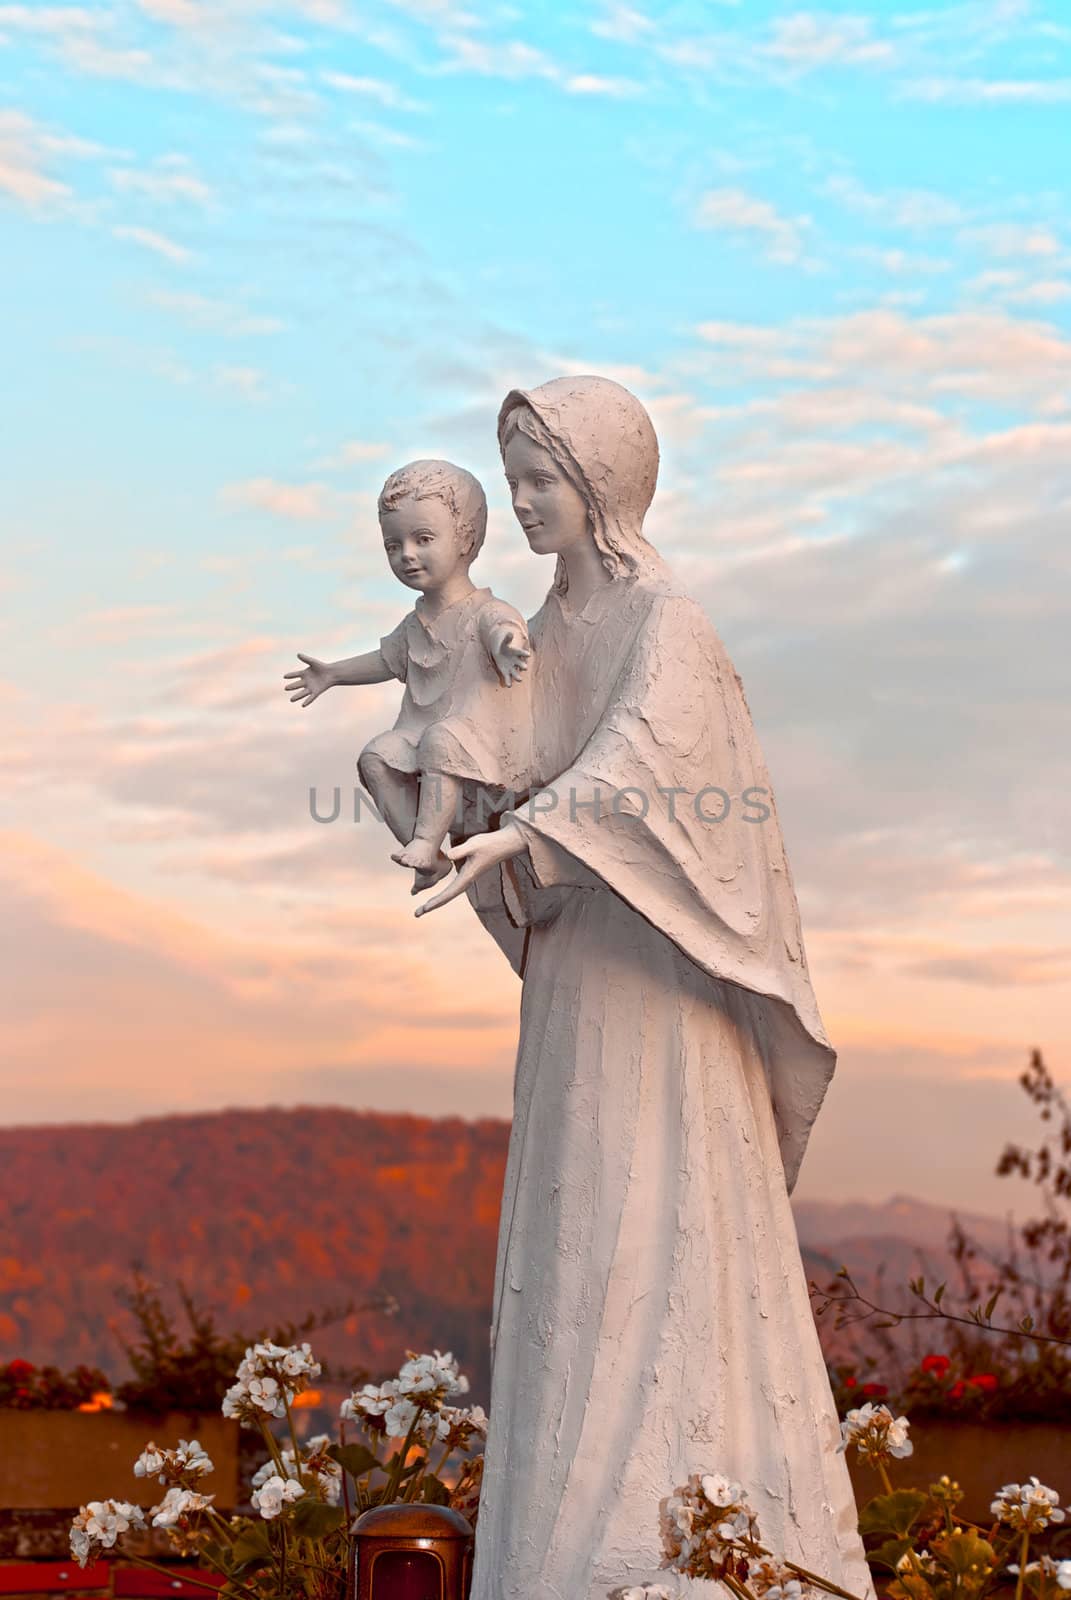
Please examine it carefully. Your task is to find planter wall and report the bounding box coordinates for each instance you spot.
[0,1413,240,1510]
[848,1420,1071,1524]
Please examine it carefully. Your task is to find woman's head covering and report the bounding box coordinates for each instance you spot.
[498,375,667,591]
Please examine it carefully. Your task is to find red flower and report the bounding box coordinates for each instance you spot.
[948,1380,967,1400]
[861,1382,888,1398]
[843,1376,858,1389]
[5,1360,36,1378]
[920,1354,951,1379]
[967,1373,998,1393]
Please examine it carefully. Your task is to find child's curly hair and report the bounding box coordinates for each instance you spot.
[377,459,488,560]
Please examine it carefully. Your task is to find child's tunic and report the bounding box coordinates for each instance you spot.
[361,586,531,794]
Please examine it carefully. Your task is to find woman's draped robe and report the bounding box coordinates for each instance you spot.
[466,575,874,1600]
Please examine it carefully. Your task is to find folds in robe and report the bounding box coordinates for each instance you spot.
[469,578,836,1192]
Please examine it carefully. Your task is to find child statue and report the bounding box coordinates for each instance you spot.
[284,459,532,891]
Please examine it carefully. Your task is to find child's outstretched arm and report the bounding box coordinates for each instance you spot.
[284,648,393,707]
[478,604,531,687]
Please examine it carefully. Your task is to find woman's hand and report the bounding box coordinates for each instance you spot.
[414,823,528,918]
[284,653,335,707]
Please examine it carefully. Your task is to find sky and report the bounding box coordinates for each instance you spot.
[1,0,1069,1213]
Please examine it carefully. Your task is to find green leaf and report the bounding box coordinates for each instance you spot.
[869,1538,916,1573]
[930,1528,996,1578]
[327,1442,382,1479]
[230,1524,272,1572]
[984,1290,1002,1320]
[291,1499,346,1540]
[858,1490,929,1538]
[420,1474,450,1506]
[933,1283,945,1306]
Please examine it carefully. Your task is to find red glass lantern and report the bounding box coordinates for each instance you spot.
[348,1503,474,1600]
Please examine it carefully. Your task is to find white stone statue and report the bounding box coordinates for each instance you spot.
[285,458,532,891]
[412,378,875,1600]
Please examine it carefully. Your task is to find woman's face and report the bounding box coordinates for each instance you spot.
[503,431,592,558]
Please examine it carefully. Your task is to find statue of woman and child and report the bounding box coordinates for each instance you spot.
[285,376,873,1600]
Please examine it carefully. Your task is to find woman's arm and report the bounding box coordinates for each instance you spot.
[413,822,528,917]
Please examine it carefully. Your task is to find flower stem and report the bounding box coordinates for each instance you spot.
[783,1561,867,1600]
[1015,1530,1030,1600]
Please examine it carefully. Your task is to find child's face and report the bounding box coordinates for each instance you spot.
[380,495,468,593]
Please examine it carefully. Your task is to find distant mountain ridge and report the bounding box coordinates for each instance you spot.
[0,1107,1002,1402]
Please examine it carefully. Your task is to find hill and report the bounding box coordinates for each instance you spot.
[0,1108,997,1403]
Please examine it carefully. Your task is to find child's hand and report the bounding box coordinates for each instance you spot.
[284,653,335,707]
[490,628,531,687]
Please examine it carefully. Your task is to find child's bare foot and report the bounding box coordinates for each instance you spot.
[391,838,442,873]
[411,858,452,896]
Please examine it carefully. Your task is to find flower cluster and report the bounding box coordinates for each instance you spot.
[1,1357,111,1412]
[1007,1558,1071,1592]
[221,1341,321,1425]
[70,1501,146,1566]
[150,1487,215,1529]
[134,1438,214,1484]
[340,1349,484,1445]
[991,1478,1065,1534]
[251,1434,343,1507]
[610,1586,673,1599]
[661,1472,761,1580]
[838,1402,913,1465]
[251,1474,306,1520]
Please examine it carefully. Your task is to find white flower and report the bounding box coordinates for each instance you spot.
[134,1445,166,1480]
[701,1473,743,1508]
[150,1487,214,1528]
[250,1436,342,1506]
[613,1588,673,1599]
[1057,1560,1071,1591]
[222,1342,322,1426]
[341,1380,400,1422]
[839,1403,913,1462]
[717,1509,751,1541]
[384,1397,420,1437]
[69,1502,146,1567]
[134,1439,213,1485]
[991,1478,1065,1532]
[251,1474,306,1519]
[396,1350,468,1402]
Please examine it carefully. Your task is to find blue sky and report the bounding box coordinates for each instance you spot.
[2,0,1070,1210]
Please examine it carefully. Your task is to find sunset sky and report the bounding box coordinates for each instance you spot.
[2,0,1069,1214]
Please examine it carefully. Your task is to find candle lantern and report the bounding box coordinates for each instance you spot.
[348,1503,474,1600]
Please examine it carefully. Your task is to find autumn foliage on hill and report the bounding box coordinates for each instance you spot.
[0,1108,509,1405]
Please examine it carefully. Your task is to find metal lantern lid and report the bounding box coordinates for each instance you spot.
[352,1504,474,1540]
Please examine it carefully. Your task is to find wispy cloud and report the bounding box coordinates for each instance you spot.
[112,223,193,262]
[0,107,107,210]
[320,70,426,112]
[694,186,809,264]
[221,478,331,520]
[111,157,214,206]
[765,12,895,71]
[906,77,1071,104]
[147,289,282,336]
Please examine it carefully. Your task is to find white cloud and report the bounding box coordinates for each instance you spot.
[111,162,214,206]
[591,4,655,43]
[113,223,192,263]
[148,290,282,336]
[221,478,331,520]
[694,186,808,264]
[968,222,1063,259]
[766,11,895,70]
[563,72,641,97]
[906,77,1071,104]
[320,70,426,112]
